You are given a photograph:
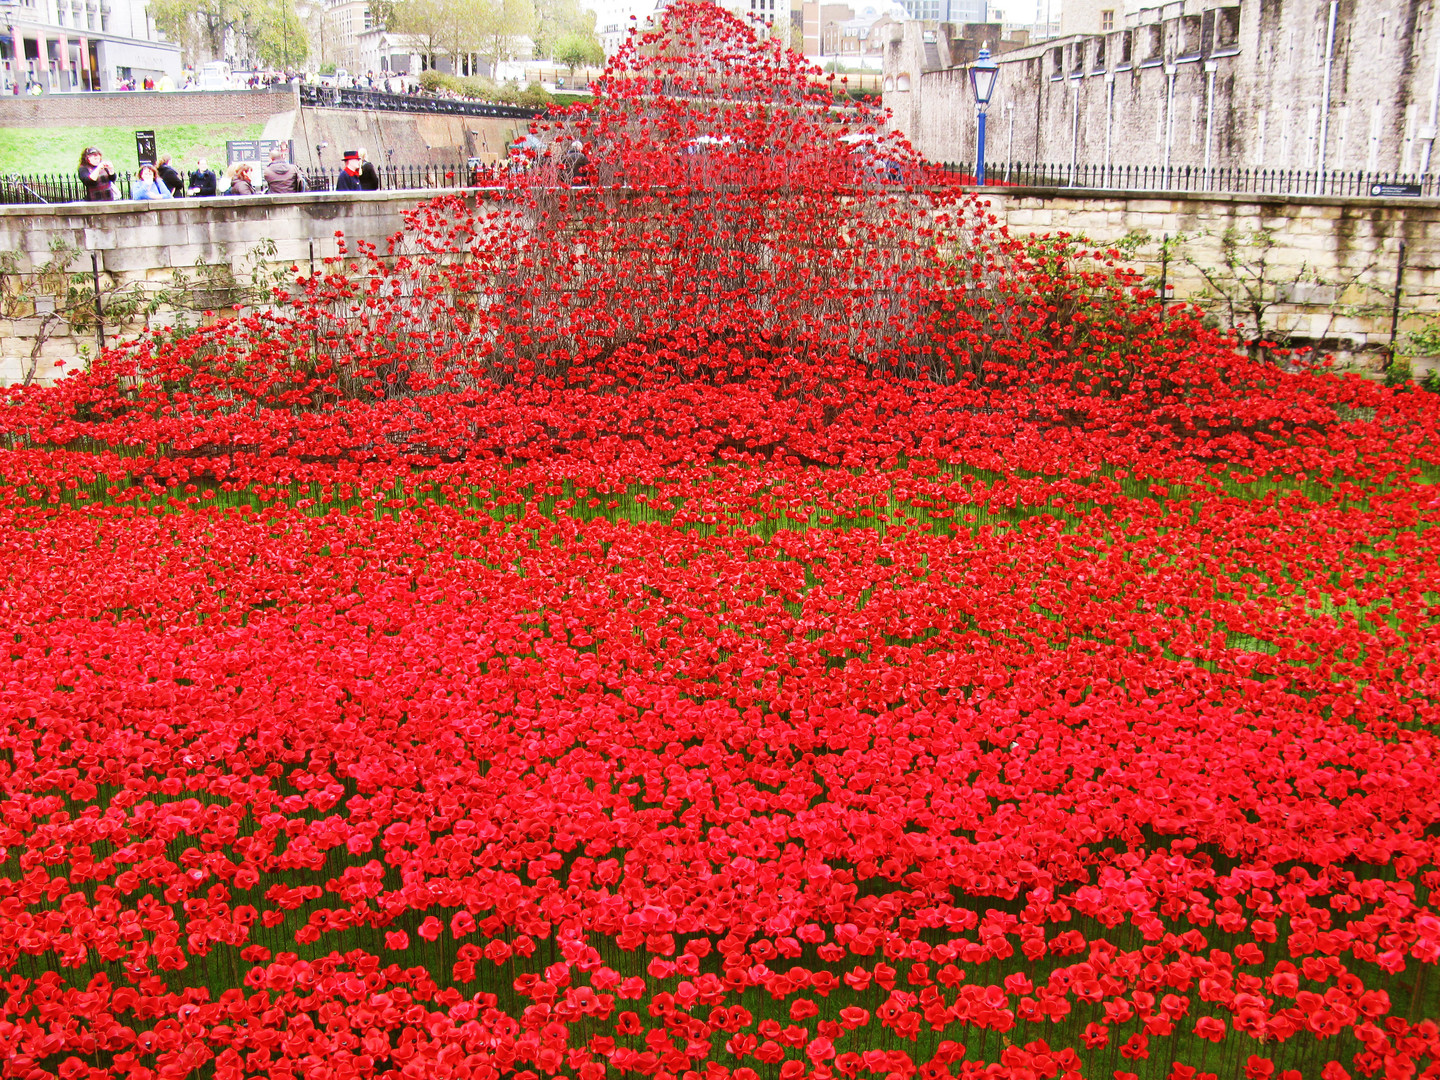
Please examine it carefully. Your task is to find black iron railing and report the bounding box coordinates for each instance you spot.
[298,84,544,119]
[935,161,1440,197]
[0,163,496,204]
[298,161,484,191]
[8,159,1438,206]
[0,172,134,203]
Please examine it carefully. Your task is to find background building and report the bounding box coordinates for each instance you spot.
[586,0,668,55]
[0,0,180,92]
[1059,0,1119,35]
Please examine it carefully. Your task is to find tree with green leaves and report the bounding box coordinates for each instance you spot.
[554,32,603,75]
[367,0,398,29]
[532,0,598,60]
[389,0,451,71]
[240,0,309,68]
[391,0,494,74]
[475,0,537,74]
[149,0,306,68]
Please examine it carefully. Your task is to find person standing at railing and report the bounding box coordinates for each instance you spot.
[357,148,381,191]
[188,159,218,197]
[336,150,365,191]
[263,148,307,194]
[132,163,172,201]
[225,161,258,195]
[77,147,117,201]
[559,141,592,186]
[157,155,185,198]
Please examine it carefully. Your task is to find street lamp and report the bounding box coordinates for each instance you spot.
[968,43,999,186]
[1,0,17,95]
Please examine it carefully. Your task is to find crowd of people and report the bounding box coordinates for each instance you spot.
[75,145,390,201]
[72,137,606,203]
[10,67,420,96]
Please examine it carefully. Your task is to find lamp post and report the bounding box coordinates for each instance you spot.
[1,0,16,96]
[968,43,999,186]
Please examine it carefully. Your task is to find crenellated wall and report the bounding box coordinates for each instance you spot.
[884,0,1440,179]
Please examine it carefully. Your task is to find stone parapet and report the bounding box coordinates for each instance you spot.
[2,186,1437,385]
[965,186,1440,369]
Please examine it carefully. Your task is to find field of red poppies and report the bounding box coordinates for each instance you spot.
[2,6,1439,1080]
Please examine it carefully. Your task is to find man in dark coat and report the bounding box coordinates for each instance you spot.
[357,147,381,191]
[336,150,365,191]
[156,155,185,198]
[558,141,591,186]
[188,159,218,197]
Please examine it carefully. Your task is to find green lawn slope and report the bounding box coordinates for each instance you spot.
[0,122,266,175]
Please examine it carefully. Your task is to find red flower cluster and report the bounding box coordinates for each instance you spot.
[1,5,1438,1080]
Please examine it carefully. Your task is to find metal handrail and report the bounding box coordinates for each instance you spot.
[0,164,487,203]
[8,160,1436,206]
[933,161,1440,197]
[297,84,544,119]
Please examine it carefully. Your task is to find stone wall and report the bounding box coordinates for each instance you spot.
[884,0,1439,179]
[3,185,1438,386]
[286,111,529,169]
[971,185,1440,371]
[0,188,485,385]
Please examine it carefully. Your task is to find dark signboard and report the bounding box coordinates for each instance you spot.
[135,130,157,166]
[1370,183,1423,197]
[226,139,297,164]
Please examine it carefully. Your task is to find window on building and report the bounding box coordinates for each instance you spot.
[1146,24,1162,60]
[1217,8,1239,47]
[1094,36,1106,68]
[1050,46,1062,77]
[1071,42,1083,74]
[364,9,374,29]
[1120,30,1132,64]
[1180,15,1201,56]
[1100,9,1114,32]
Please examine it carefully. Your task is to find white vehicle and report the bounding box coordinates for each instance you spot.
[199,61,231,90]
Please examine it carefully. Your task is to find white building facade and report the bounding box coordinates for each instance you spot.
[584,0,670,55]
[0,0,180,92]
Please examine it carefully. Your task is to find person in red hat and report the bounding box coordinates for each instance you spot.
[336,149,365,192]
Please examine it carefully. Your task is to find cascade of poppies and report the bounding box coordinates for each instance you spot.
[0,4,1438,1080]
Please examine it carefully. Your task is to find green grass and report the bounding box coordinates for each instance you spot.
[0,122,266,175]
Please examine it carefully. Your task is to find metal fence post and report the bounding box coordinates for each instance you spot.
[91,252,105,350]
[1388,240,1407,375]
[1159,234,1169,308]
